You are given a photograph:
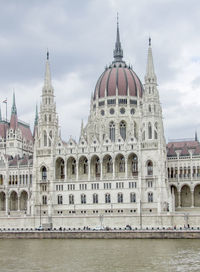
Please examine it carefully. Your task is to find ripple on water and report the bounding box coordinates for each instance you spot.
[0,239,200,272]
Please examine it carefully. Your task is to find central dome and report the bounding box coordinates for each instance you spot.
[93,21,143,100]
[94,62,143,100]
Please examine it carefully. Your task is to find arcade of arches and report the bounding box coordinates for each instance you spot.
[0,191,29,213]
[54,154,147,181]
[171,184,200,208]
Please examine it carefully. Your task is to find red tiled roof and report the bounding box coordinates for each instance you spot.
[94,62,143,99]
[167,140,200,156]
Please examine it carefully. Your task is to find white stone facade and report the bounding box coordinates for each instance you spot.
[0,28,199,229]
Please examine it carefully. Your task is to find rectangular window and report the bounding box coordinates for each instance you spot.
[57,195,63,205]
[69,194,74,204]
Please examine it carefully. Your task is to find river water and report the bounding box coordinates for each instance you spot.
[0,239,200,272]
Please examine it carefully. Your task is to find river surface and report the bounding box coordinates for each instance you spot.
[0,239,200,272]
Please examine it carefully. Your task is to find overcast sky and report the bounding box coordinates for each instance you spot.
[0,0,200,142]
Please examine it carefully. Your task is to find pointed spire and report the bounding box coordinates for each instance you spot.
[11,92,17,115]
[34,104,38,126]
[10,92,18,130]
[44,49,52,88]
[145,37,157,83]
[81,119,84,134]
[195,130,198,141]
[113,13,123,62]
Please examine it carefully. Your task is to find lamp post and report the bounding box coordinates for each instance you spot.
[39,203,42,227]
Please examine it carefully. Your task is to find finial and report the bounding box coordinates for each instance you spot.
[113,14,123,62]
[149,37,151,46]
[47,49,49,60]
[195,130,198,141]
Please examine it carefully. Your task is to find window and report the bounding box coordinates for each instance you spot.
[69,194,74,204]
[83,159,88,174]
[49,131,52,147]
[148,192,153,203]
[107,157,113,173]
[129,182,137,188]
[93,193,98,204]
[147,161,153,176]
[41,166,47,180]
[148,180,153,188]
[119,157,125,172]
[104,183,111,189]
[120,121,126,140]
[91,183,99,190]
[132,154,138,175]
[130,193,136,203]
[105,193,111,203]
[42,195,47,205]
[57,195,63,205]
[72,159,76,175]
[109,122,115,142]
[95,158,100,176]
[118,193,123,203]
[81,194,86,204]
[148,123,152,139]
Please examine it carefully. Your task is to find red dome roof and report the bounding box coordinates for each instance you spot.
[94,62,143,100]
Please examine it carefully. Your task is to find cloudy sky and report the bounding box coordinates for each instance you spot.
[0,0,200,142]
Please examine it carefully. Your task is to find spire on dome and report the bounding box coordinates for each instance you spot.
[145,37,157,83]
[11,92,17,115]
[113,13,123,62]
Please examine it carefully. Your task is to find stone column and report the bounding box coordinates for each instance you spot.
[191,190,194,208]
[17,195,20,211]
[65,160,67,181]
[178,191,181,208]
[112,161,115,180]
[100,160,103,180]
[5,192,8,216]
[88,159,91,181]
[125,157,128,179]
[76,160,79,181]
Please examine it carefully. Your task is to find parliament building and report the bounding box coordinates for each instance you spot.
[0,23,199,229]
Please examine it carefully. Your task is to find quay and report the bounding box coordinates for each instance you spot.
[0,229,200,239]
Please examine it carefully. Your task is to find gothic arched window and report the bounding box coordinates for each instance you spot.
[93,193,98,204]
[81,194,86,204]
[130,192,136,203]
[120,121,126,140]
[109,121,115,142]
[148,122,152,139]
[105,193,111,203]
[95,158,100,176]
[69,194,74,204]
[107,157,113,173]
[132,154,138,174]
[147,160,153,176]
[83,159,88,174]
[41,166,47,180]
[49,131,52,147]
[72,159,76,175]
[119,157,125,172]
[148,192,153,203]
[134,121,137,138]
[117,193,123,203]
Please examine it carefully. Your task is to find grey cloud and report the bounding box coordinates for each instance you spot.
[0,0,200,140]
